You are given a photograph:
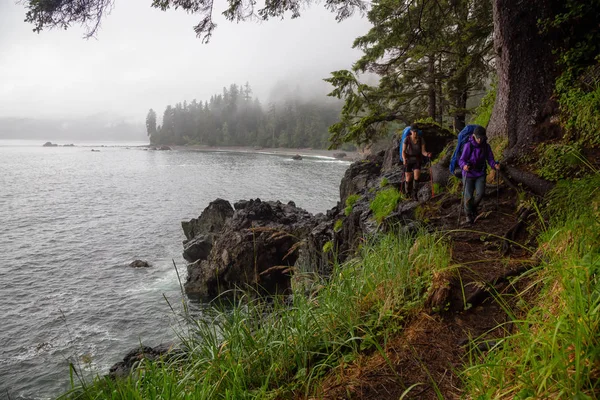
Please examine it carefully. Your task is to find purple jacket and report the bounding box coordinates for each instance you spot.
[458,136,497,179]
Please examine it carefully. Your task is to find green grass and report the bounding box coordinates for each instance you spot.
[463,173,600,399]
[370,187,402,223]
[333,219,343,232]
[344,194,361,216]
[61,227,451,399]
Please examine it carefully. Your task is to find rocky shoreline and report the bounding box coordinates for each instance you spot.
[109,123,455,377]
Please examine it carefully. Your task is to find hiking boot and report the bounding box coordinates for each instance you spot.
[412,182,419,200]
[403,181,412,196]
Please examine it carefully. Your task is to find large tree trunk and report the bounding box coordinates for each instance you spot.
[428,55,437,120]
[487,0,563,162]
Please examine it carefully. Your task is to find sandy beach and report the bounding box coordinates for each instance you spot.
[169,145,362,161]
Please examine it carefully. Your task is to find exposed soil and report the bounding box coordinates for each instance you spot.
[314,176,537,399]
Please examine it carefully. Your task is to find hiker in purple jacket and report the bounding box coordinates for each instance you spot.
[458,126,500,224]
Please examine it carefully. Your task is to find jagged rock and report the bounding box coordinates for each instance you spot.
[182,199,234,242]
[297,219,336,276]
[184,199,317,299]
[183,235,214,262]
[339,152,384,207]
[129,260,150,268]
[108,344,178,379]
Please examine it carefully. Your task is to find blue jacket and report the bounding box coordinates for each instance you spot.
[458,136,497,179]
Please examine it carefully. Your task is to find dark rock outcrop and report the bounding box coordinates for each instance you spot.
[129,260,150,268]
[182,124,457,298]
[184,199,317,299]
[182,198,234,241]
[292,154,302,160]
[181,199,234,264]
[333,152,347,159]
[108,344,179,379]
[42,142,57,147]
[339,152,384,207]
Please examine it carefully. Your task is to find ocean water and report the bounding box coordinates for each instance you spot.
[0,140,350,399]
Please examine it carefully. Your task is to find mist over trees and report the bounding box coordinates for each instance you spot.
[147,83,345,149]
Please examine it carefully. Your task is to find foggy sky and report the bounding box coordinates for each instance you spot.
[0,0,371,122]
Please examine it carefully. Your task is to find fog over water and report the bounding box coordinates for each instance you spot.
[0,0,371,123]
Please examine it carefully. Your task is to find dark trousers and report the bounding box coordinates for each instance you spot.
[463,175,486,216]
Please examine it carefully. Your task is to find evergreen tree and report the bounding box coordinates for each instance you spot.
[145,109,157,141]
[326,0,493,148]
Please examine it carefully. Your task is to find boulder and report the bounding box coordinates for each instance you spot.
[339,152,384,207]
[129,260,150,268]
[333,152,347,159]
[108,343,178,379]
[184,199,317,299]
[42,142,57,147]
[292,154,302,160]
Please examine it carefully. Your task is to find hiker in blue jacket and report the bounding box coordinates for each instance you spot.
[402,126,432,199]
[458,126,500,224]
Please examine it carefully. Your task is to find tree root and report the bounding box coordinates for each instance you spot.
[465,264,531,308]
[501,207,532,255]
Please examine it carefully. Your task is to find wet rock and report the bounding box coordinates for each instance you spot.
[42,142,57,147]
[159,145,171,150]
[333,152,347,159]
[184,199,316,299]
[339,152,384,207]
[292,154,302,160]
[183,234,214,262]
[108,343,179,379]
[181,199,234,242]
[129,260,151,268]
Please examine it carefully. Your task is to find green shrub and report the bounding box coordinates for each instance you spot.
[558,82,600,147]
[536,142,587,181]
[322,240,334,253]
[344,194,361,216]
[370,188,402,223]
[333,219,343,232]
[380,177,389,187]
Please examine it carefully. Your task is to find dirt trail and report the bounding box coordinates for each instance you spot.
[317,181,535,399]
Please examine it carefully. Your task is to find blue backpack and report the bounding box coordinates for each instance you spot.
[398,126,423,163]
[449,124,480,174]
